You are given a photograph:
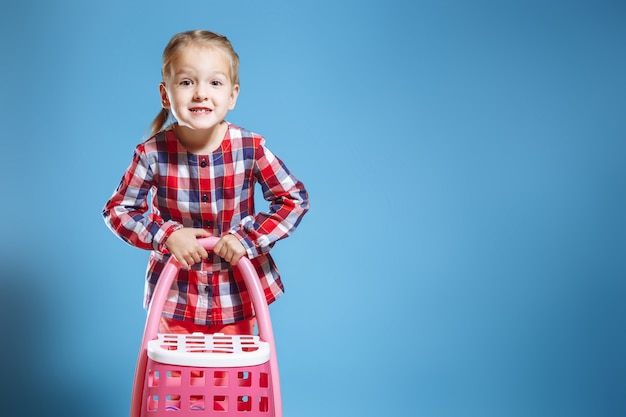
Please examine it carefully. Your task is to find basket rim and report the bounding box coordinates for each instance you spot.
[147,332,271,367]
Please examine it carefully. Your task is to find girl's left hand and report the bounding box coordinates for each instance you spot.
[214,234,247,265]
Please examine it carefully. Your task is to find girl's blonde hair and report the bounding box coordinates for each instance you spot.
[149,30,240,137]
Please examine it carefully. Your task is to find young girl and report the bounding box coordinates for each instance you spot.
[103,30,309,336]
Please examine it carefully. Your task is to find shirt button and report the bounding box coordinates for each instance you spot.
[205,220,212,228]
[200,160,207,168]
[202,194,208,202]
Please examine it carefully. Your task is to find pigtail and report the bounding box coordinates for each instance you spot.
[149,108,170,137]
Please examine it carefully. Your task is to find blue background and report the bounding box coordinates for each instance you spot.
[1,1,625,416]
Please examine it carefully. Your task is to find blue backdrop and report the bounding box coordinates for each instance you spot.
[1,1,625,416]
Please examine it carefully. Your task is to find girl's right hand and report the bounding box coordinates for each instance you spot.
[165,227,212,269]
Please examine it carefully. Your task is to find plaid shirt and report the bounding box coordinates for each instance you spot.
[103,123,309,326]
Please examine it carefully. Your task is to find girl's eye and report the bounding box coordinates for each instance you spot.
[179,80,193,86]
[211,80,223,86]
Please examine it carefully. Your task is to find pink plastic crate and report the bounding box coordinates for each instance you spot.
[131,237,283,417]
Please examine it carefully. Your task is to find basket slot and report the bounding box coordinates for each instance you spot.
[145,394,271,413]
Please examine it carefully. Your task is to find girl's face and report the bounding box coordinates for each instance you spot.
[160,45,239,135]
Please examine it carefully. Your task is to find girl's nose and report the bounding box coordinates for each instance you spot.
[194,85,209,101]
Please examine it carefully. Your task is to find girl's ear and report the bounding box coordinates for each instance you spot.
[159,82,170,108]
[229,84,240,110]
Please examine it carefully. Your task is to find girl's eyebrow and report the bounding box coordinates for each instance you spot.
[210,71,229,79]
[173,67,195,76]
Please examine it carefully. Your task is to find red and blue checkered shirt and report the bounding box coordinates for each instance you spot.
[103,123,309,326]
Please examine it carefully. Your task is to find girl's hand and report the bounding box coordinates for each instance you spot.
[214,234,247,265]
[165,228,211,269]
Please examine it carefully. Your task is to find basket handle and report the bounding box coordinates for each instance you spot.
[130,237,282,417]
[142,236,275,343]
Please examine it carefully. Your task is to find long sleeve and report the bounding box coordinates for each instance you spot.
[230,140,309,258]
[102,144,181,252]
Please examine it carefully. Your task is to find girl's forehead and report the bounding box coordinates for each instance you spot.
[166,45,233,77]
[175,45,224,64]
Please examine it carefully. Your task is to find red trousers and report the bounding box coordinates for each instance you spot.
[159,316,256,335]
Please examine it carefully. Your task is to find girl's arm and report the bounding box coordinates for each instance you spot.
[230,141,310,258]
[102,146,181,252]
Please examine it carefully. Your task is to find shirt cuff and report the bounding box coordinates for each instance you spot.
[156,221,183,253]
[230,228,260,259]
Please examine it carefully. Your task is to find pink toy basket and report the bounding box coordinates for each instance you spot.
[130,237,282,417]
